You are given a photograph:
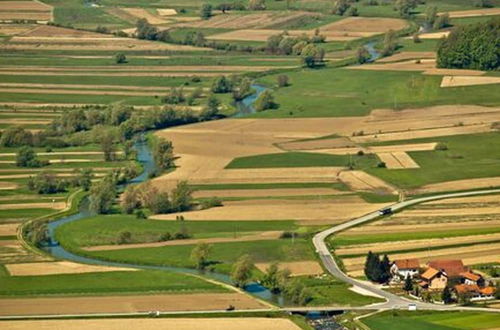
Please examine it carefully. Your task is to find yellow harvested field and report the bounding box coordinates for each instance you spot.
[0,118,51,125]
[179,11,317,29]
[121,8,168,24]
[339,171,397,194]
[369,143,437,153]
[343,243,500,271]
[84,231,284,251]
[0,240,51,264]
[441,75,500,87]
[193,188,345,198]
[425,194,500,205]
[414,177,500,194]
[443,8,500,18]
[0,71,223,77]
[396,206,500,217]
[376,152,419,169]
[0,24,35,36]
[0,181,18,190]
[0,82,202,92]
[255,261,324,276]
[336,233,500,256]
[0,159,92,164]
[342,220,500,235]
[0,223,18,236]
[157,8,177,16]
[0,87,175,97]
[0,202,65,210]
[21,25,113,38]
[377,51,436,63]
[0,1,52,22]
[0,318,300,330]
[0,293,268,316]
[349,59,485,76]
[5,261,136,276]
[209,17,407,42]
[151,197,388,223]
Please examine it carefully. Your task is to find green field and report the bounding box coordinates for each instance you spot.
[255,68,500,118]
[0,270,227,296]
[55,215,299,247]
[363,311,500,330]
[365,132,500,189]
[81,239,315,274]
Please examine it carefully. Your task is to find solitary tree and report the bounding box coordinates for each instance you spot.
[425,6,438,26]
[153,138,174,171]
[16,146,45,168]
[356,46,371,64]
[231,254,254,287]
[115,53,127,64]
[403,274,413,293]
[254,90,276,112]
[101,132,116,162]
[89,176,116,214]
[191,242,212,269]
[170,180,193,212]
[200,3,213,19]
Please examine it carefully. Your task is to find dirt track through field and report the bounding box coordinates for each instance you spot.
[4,65,290,72]
[84,231,283,251]
[0,293,268,316]
[5,261,136,276]
[441,75,500,87]
[0,82,204,92]
[0,71,226,77]
[255,261,324,276]
[0,318,300,330]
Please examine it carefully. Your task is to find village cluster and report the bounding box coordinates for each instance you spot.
[391,258,497,303]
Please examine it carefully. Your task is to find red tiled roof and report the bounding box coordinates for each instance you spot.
[480,287,496,295]
[460,271,481,282]
[394,258,420,269]
[454,284,480,294]
[421,267,440,280]
[428,259,465,277]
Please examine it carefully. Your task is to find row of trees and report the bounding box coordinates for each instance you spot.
[27,169,93,194]
[120,181,193,215]
[265,32,326,67]
[364,251,391,283]
[437,18,499,71]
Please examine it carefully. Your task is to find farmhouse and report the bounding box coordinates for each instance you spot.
[460,271,484,286]
[427,259,467,277]
[390,258,420,281]
[454,284,497,301]
[419,267,448,291]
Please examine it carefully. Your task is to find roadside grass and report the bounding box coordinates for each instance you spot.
[364,132,500,188]
[0,270,228,296]
[362,310,500,330]
[255,68,500,117]
[301,276,384,306]
[81,239,316,274]
[225,152,377,169]
[55,215,299,247]
[332,227,500,247]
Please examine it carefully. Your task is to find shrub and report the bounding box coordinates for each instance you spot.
[435,142,448,151]
[159,232,172,241]
[115,53,127,64]
[200,197,223,209]
[377,161,386,168]
[277,74,289,87]
[118,231,132,244]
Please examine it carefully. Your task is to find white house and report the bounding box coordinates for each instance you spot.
[390,258,420,281]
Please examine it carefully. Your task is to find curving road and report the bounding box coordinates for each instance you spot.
[313,188,500,311]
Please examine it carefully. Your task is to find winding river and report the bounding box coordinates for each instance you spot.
[42,87,286,306]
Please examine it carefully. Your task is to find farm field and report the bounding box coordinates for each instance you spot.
[0,0,499,325]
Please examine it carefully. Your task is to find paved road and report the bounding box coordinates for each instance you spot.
[313,188,500,311]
